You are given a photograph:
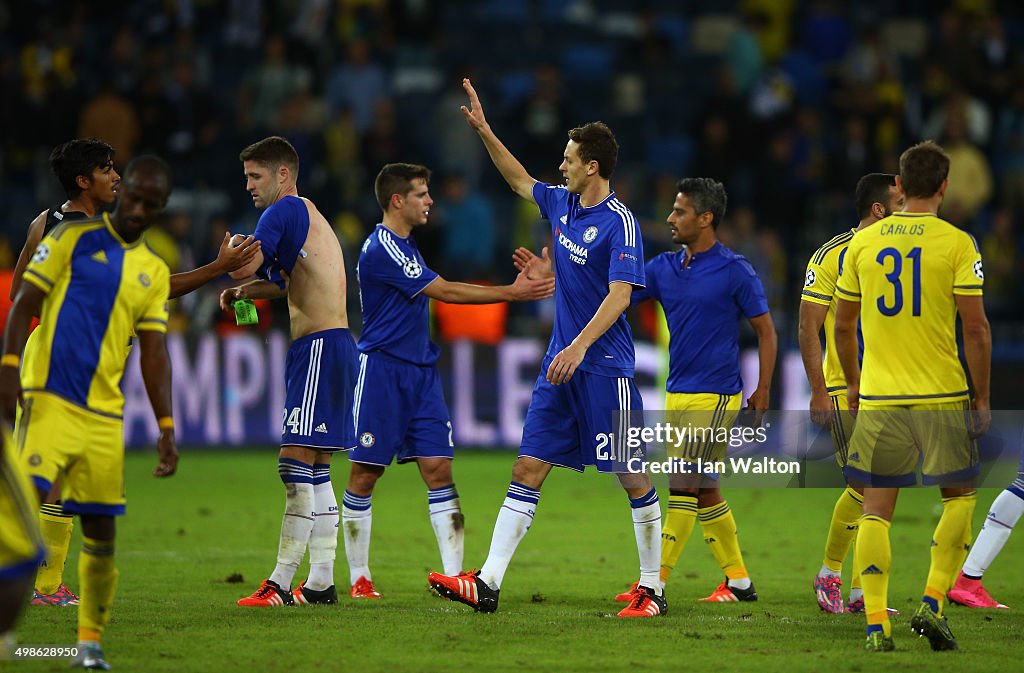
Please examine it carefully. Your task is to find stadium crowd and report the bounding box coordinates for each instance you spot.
[0,0,1022,338]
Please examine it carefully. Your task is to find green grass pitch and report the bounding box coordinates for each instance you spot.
[13,449,1024,672]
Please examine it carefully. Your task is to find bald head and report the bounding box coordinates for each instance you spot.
[123,155,173,198]
[113,154,173,242]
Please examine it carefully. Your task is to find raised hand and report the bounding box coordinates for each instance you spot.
[460,78,488,131]
[513,246,553,279]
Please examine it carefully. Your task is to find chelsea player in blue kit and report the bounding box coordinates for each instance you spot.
[343,163,553,599]
[222,137,358,608]
[429,80,665,618]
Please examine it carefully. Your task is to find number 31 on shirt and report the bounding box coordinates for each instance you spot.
[876,247,921,317]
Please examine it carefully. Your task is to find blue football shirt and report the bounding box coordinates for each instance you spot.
[252,195,310,288]
[633,243,769,394]
[356,224,440,365]
[533,182,644,377]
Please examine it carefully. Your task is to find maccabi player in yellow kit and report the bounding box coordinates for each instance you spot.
[800,173,903,614]
[0,156,179,670]
[834,141,991,652]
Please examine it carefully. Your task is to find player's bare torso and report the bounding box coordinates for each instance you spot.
[286,197,348,339]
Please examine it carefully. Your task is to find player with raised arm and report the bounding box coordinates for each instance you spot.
[834,140,991,652]
[11,141,258,610]
[223,136,358,608]
[801,173,903,614]
[342,163,553,599]
[0,156,179,670]
[428,80,665,618]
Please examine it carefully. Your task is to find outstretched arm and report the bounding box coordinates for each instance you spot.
[421,264,554,304]
[169,233,261,299]
[219,279,288,312]
[138,330,177,477]
[461,79,538,202]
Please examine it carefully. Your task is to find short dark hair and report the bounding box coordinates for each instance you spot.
[854,173,897,220]
[49,139,116,199]
[239,136,299,177]
[567,122,618,179]
[899,140,950,199]
[677,177,727,228]
[374,163,431,212]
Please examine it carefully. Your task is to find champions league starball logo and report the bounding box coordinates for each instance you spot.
[804,269,816,287]
[974,260,984,280]
[32,243,50,264]
[403,259,423,279]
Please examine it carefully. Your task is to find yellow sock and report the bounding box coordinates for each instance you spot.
[699,501,748,580]
[36,503,73,595]
[822,487,863,574]
[850,538,861,591]
[660,494,697,582]
[79,537,118,643]
[856,515,892,636]
[925,492,977,615]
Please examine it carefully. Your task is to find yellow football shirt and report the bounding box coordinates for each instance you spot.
[801,228,856,393]
[835,212,983,404]
[21,214,170,417]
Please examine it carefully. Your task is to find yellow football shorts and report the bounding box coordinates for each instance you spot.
[844,400,978,487]
[664,391,743,464]
[0,426,45,579]
[17,391,126,515]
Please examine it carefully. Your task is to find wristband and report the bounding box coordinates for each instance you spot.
[158,416,175,431]
[1,354,20,368]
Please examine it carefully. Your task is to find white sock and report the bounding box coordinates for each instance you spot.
[479,482,540,590]
[962,485,1024,578]
[818,565,840,578]
[305,464,338,591]
[630,488,662,595]
[269,459,316,589]
[849,587,864,602]
[342,490,372,585]
[728,577,752,590]
[428,485,464,575]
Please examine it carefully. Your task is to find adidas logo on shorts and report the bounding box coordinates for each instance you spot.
[315,423,328,433]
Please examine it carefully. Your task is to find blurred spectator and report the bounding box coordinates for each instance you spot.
[324,39,389,133]
[435,172,497,281]
[942,112,993,226]
[78,83,140,162]
[993,87,1024,214]
[980,208,1018,318]
[237,34,311,132]
[513,65,569,172]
